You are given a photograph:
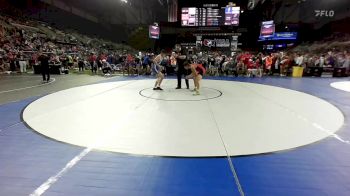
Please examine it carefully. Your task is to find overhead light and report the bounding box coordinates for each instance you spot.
[121,0,127,3]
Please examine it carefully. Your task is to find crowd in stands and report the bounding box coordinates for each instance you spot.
[0,13,135,75]
[1,11,349,78]
[194,49,350,77]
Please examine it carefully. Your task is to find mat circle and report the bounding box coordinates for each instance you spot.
[139,87,223,101]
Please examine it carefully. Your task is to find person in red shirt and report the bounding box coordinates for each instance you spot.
[125,54,135,75]
[185,61,206,95]
[100,54,107,61]
[31,53,38,68]
[89,53,97,73]
[242,53,251,66]
[246,58,257,77]
[126,54,134,63]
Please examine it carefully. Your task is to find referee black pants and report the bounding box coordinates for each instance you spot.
[177,68,189,88]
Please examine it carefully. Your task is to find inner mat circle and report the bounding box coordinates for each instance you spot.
[139,87,222,101]
[22,79,344,157]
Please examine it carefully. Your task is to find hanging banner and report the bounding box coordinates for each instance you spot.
[203,39,231,48]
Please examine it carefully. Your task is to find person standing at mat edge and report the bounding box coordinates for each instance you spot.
[175,44,189,89]
[38,52,50,82]
[152,50,166,90]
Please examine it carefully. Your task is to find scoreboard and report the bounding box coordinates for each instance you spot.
[181,5,240,27]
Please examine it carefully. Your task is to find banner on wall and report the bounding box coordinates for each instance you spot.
[259,32,298,41]
[231,35,238,51]
[149,25,160,39]
[203,39,215,47]
[260,21,275,37]
[203,39,230,48]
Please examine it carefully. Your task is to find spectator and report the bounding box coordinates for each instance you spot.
[319,55,325,67]
[89,53,97,74]
[78,57,84,72]
[295,53,304,67]
[8,51,16,72]
[67,54,73,68]
[343,53,350,71]
[265,54,273,75]
[18,52,26,73]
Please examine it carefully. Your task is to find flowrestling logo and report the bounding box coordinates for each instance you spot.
[315,10,335,17]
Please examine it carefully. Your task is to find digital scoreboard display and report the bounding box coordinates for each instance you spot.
[181,5,240,27]
[224,7,240,26]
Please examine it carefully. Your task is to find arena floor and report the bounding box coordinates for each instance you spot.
[1,74,350,196]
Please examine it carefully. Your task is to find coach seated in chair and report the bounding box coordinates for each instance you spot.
[322,55,335,74]
[102,59,112,76]
[222,59,237,76]
[332,54,349,77]
[49,53,63,74]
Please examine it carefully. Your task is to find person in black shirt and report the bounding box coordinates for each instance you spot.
[174,44,189,89]
[78,57,84,72]
[38,52,50,82]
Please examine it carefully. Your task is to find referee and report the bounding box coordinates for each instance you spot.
[174,44,189,89]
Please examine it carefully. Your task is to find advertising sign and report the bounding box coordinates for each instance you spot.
[149,25,160,39]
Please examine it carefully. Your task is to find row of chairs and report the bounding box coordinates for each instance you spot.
[99,63,152,76]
